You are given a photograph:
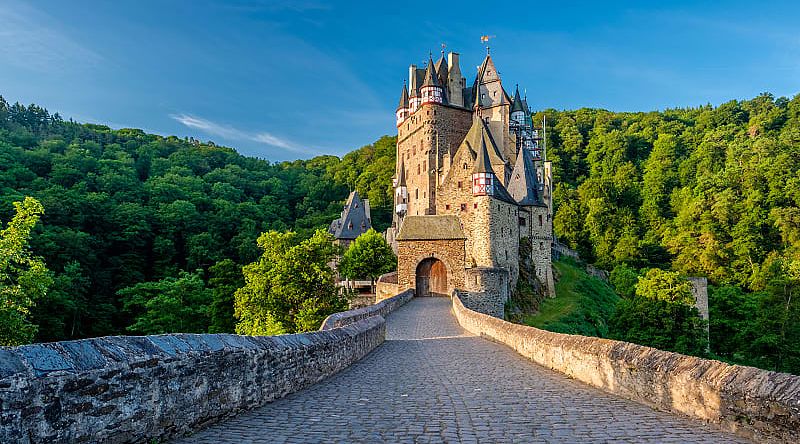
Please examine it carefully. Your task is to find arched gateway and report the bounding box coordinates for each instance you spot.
[416,258,448,297]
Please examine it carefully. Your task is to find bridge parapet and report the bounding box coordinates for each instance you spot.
[0,316,385,443]
[321,288,414,330]
[452,291,800,443]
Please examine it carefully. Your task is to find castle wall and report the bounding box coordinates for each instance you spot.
[397,103,471,216]
[462,267,510,317]
[396,239,466,295]
[526,205,555,296]
[470,197,520,287]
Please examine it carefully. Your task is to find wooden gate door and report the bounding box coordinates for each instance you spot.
[416,258,447,297]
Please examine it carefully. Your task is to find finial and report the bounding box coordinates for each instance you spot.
[441,42,446,57]
[480,35,495,55]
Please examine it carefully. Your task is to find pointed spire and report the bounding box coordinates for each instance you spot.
[473,128,494,174]
[511,85,525,113]
[507,145,543,206]
[397,158,407,187]
[421,55,440,88]
[397,83,409,111]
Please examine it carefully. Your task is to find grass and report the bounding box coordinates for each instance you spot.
[523,258,620,338]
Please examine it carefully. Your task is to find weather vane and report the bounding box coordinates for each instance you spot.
[480,35,496,54]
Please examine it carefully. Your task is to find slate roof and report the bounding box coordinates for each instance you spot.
[421,57,440,88]
[507,146,545,206]
[328,191,371,240]
[397,84,409,110]
[473,129,494,174]
[396,215,466,240]
[397,158,407,187]
[511,86,525,114]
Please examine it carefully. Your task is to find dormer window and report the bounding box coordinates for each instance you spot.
[348,222,353,230]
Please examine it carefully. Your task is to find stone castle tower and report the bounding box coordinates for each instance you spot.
[385,49,555,316]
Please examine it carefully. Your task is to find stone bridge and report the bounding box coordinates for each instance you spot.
[2,292,798,443]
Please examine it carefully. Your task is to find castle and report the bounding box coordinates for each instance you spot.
[384,49,555,316]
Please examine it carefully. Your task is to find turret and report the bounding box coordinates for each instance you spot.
[396,83,410,126]
[511,85,527,127]
[395,158,408,216]
[420,57,443,105]
[472,130,496,196]
[409,64,422,112]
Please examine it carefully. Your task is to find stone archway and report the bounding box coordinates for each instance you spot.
[416,258,448,297]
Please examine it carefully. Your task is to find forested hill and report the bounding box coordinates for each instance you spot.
[543,93,800,290]
[0,95,396,342]
[3,93,799,372]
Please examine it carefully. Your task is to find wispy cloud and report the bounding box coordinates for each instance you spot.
[0,2,102,72]
[170,113,314,155]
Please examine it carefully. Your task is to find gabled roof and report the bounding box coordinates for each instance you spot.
[328,191,371,240]
[397,84,409,111]
[463,116,506,165]
[396,215,466,240]
[507,147,545,206]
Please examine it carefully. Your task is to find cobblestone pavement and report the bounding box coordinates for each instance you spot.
[176,298,750,443]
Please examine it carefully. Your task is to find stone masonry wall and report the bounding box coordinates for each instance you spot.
[460,268,509,318]
[397,103,472,216]
[0,316,385,444]
[375,271,401,302]
[320,289,414,330]
[397,239,466,294]
[451,293,800,443]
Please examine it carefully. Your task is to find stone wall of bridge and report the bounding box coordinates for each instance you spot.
[321,289,414,329]
[452,291,800,443]
[0,301,402,443]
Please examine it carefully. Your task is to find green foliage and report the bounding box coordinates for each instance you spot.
[610,269,708,356]
[338,228,396,291]
[0,95,394,342]
[525,259,619,337]
[208,259,243,334]
[0,197,52,345]
[119,270,213,335]
[235,229,347,335]
[609,263,639,298]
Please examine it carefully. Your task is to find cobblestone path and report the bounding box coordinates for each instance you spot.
[176,298,749,443]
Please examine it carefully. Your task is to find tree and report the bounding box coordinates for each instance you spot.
[338,228,396,294]
[0,197,52,345]
[119,270,212,334]
[208,259,243,333]
[235,229,347,335]
[609,264,639,298]
[610,269,707,356]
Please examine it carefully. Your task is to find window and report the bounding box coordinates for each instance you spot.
[445,204,451,210]
[348,222,353,230]
[416,189,419,199]
[457,181,462,189]
[540,242,544,250]
[539,215,543,226]
[519,217,526,226]
[417,164,420,175]
[474,203,478,209]
[423,160,426,171]
[460,203,467,211]
[423,191,426,198]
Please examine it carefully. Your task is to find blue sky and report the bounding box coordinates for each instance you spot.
[2,1,799,161]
